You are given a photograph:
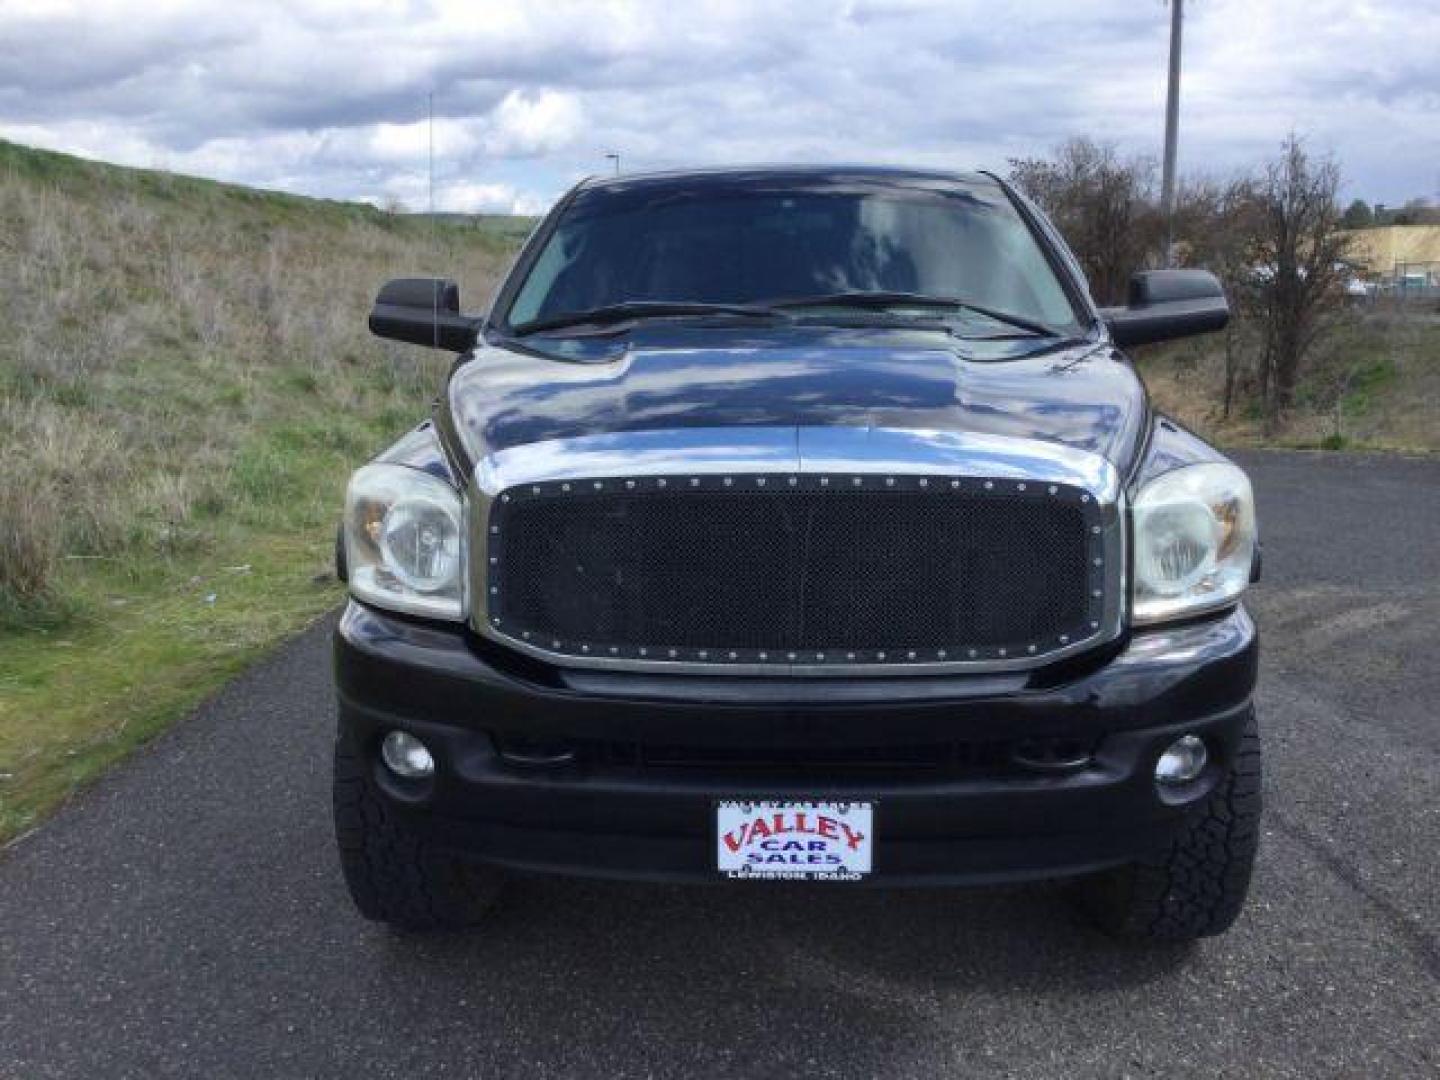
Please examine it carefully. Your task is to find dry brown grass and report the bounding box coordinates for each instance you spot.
[1134,310,1440,453]
[0,139,515,616]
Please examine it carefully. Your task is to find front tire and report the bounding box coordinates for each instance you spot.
[1073,710,1262,943]
[332,737,503,930]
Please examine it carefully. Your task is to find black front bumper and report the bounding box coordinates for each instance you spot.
[333,602,1257,886]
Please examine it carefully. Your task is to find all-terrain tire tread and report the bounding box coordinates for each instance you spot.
[332,738,500,930]
[1075,711,1262,943]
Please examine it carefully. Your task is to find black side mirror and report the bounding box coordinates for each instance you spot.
[1101,269,1229,348]
[368,277,478,352]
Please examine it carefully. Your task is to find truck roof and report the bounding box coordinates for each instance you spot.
[575,163,1000,196]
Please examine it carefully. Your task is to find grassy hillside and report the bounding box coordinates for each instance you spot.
[1134,311,1440,454]
[0,139,524,843]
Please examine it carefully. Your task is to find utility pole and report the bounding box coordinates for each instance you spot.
[1161,0,1183,266]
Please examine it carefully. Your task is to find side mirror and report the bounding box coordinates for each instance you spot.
[368,277,478,352]
[1101,269,1229,348]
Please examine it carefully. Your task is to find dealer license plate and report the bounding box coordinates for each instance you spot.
[715,800,873,880]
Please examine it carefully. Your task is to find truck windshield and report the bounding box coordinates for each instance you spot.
[505,180,1083,335]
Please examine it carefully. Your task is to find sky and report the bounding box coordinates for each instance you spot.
[1,0,1437,216]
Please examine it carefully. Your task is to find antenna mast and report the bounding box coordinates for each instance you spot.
[429,89,439,349]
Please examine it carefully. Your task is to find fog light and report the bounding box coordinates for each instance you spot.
[1155,735,1207,785]
[381,731,435,779]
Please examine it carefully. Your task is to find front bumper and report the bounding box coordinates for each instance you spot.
[333,602,1258,886]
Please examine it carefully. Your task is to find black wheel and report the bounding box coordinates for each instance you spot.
[332,737,503,930]
[1073,710,1262,943]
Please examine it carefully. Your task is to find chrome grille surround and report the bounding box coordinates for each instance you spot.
[468,426,1126,676]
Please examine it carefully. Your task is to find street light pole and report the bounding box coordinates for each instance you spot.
[1161,0,1183,266]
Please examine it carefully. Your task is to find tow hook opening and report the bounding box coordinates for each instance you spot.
[1011,737,1095,773]
[495,733,579,769]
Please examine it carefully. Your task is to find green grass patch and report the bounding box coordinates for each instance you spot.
[0,136,522,845]
[0,530,342,843]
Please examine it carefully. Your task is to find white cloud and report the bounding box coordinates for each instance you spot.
[485,89,584,158]
[368,118,481,163]
[0,0,1435,210]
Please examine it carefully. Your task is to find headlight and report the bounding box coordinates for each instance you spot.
[1132,462,1255,625]
[344,464,465,620]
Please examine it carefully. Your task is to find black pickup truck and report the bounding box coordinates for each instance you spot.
[333,165,1260,944]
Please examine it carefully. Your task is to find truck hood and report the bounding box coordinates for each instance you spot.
[446,324,1149,474]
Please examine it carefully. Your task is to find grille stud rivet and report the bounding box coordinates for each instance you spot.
[984,480,994,490]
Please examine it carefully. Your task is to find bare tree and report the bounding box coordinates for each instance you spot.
[1171,175,1267,418]
[1249,135,1349,430]
[1008,139,1162,305]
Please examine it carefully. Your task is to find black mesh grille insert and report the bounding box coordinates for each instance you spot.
[487,475,1105,666]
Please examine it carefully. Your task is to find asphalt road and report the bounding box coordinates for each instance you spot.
[2,450,1437,1079]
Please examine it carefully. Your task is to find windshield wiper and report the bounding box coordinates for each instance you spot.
[512,301,783,336]
[764,291,1063,338]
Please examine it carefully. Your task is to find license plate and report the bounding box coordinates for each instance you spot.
[715,800,873,880]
